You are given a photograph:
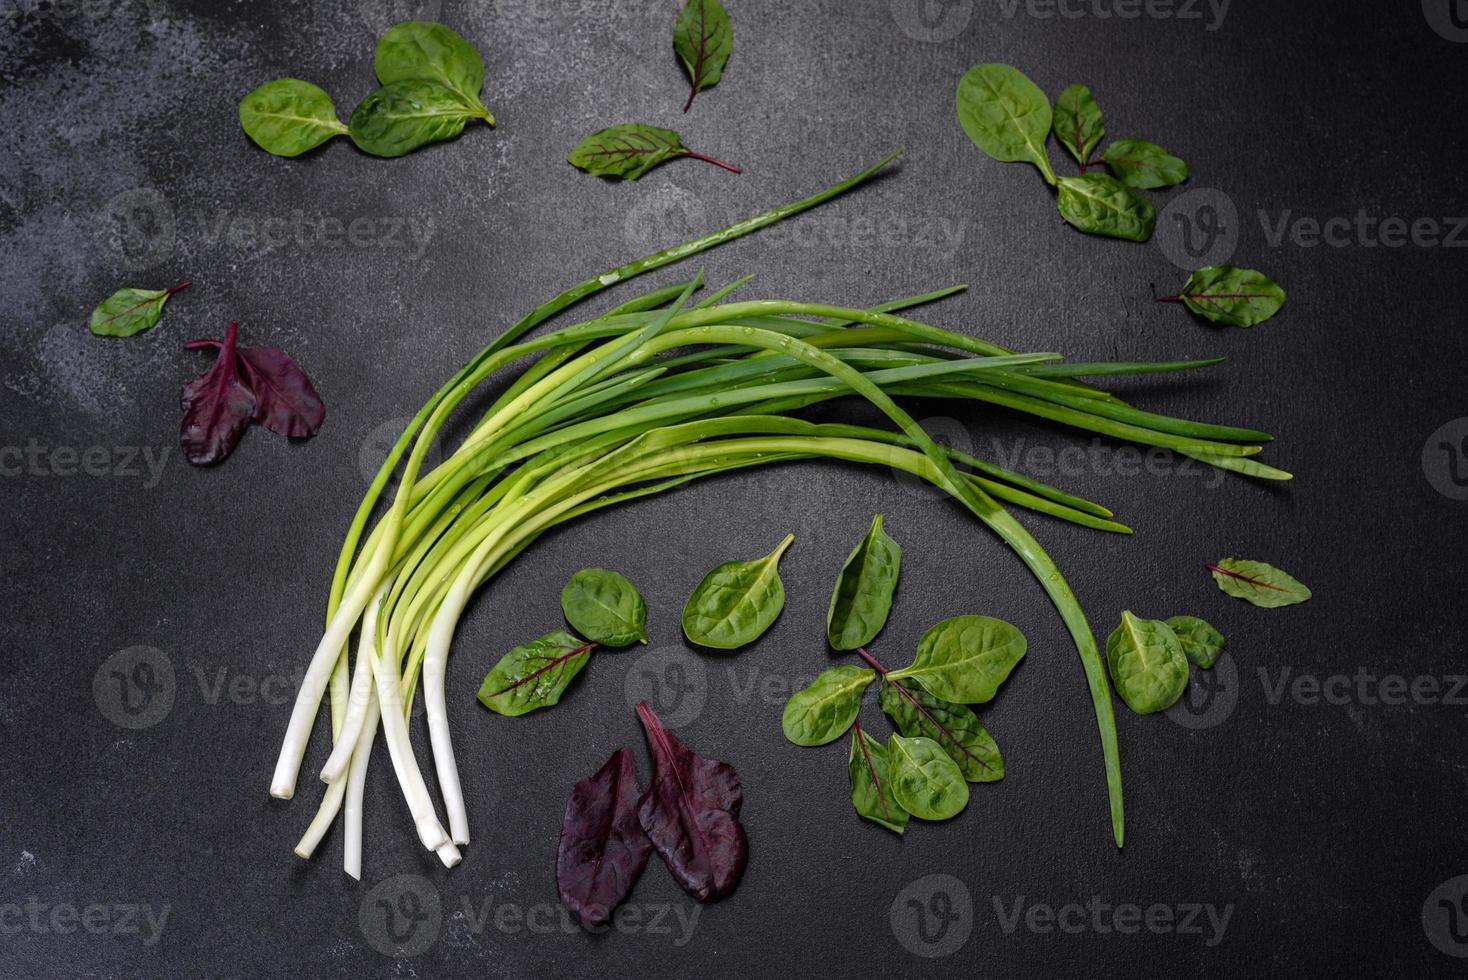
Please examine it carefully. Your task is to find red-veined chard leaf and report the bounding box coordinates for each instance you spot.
[477,630,596,716]
[1165,266,1286,327]
[180,321,257,466]
[1207,558,1311,608]
[878,677,1003,782]
[89,281,190,338]
[635,702,747,901]
[1053,84,1105,169]
[567,123,741,181]
[557,747,653,930]
[674,0,732,113]
[848,722,908,834]
[1102,138,1188,189]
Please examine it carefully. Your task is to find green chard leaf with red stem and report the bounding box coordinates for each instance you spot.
[1160,266,1286,327]
[674,0,732,113]
[478,630,598,716]
[1207,558,1311,608]
[848,720,909,834]
[568,123,741,181]
[1053,84,1105,170]
[90,281,191,338]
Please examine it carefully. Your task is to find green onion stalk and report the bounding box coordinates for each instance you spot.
[269,153,1288,877]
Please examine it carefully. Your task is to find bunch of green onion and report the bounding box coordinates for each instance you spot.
[268,153,1287,877]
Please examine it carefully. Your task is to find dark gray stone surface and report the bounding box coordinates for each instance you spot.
[2,1,1466,976]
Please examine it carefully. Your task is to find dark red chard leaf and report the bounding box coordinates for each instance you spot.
[237,345,325,438]
[180,321,256,466]
[634,702,747,901]
[557,747,653,930]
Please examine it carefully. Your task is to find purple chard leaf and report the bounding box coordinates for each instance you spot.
[556,747,653,930]
[180,322,256,466]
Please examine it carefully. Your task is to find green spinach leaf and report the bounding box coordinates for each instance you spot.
[782,665,875,746]
[1056,173,1156,242]
[561,568,647,647]
[887,734,969,820]
[848,724,908,834]
[1165,615,1225,668]
[1208,558,1311,608]
[348,80,480,158]
[1053,84,1104,168]
[1105,611,1188,714]
[238,79,348,157]
[477,630,595,716]
[1167,266,1286,327]
[374,21,493,123]
[955,63,1057,184]
[681,534,794,649]
[674,0,732,113]
[879,678,1002,782]
[89,281,190,338]
[1102,138,1187,189]
[826,513,902,651]
[887,615,1027,704]
[568,123,741,180]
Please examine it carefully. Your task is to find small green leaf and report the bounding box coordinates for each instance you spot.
[1209,558,1311,608]
[887,734,969,821]
[879,678,1002,782]
[477,630,594,716]
[1105,611,1189,714]
[1053,84,1104,168]
[348,80,478,158]
[561,568,647,647]
[238,79,348,158]
[782,666,875,746]
[955,63,1057,183]
[1165,616,1225,668]
[89,282,188,338]
[681,534,794,649]
[674,0,732,112]
[1102,138,1188,189]
[1056,173,1156,242]
[1177,266,1287,327]
[887,615,1027,704]
[848,726,908,834]
[826,513,902,651]
[568,123,689,180]
[374,21,493,123]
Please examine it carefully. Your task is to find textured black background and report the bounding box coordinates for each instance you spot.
[3,0,1467,976]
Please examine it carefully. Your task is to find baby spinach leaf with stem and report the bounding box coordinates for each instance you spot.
[1159,266,1286,327]
[955,63,1057,184]
[561,568,648,647]
[374,21,494,123]
[568,123,741,180]
[1105,611,1189,714]
[1100,138,1188,189]
[1207,559,1311,608]
[681,533,794,649]
[238,79,348,157]
[674,0,732,113]
[1056,173,1156,242]
[887,615,1027,704]
[477,630,597,716]
[848,721,908,834]
[887,734,969,821]
[1165,616,1225,668]
[557,747,652,930]
[89,281,190,338]
[781,665,875,746]
[826,513,902,650]
[878,676,1002,782]
[349,80,483,158]
[1054,84,1105,170]
[635,702,747,901]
